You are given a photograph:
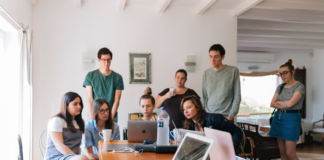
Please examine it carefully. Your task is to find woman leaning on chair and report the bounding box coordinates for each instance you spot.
[269,59,305,160]
[82,98,120,159]
[44,92,88,160]
[180,95,243,151]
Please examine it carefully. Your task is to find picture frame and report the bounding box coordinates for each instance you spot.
[129,53,151,84]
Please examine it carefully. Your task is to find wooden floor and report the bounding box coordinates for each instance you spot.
[296,142,324,154]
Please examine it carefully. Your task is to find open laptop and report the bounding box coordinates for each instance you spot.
[173,132,214,160]
[204,127,236,160]
[127,121,157,142]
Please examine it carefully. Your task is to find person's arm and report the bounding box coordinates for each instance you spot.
[228,68,241,121]
[84,147,99,159]
[86,86,94,120]
[49,132,76,155]
[276,92,303,109]
[270,93,282,109]
[155,91,174,109]
[111,90,122,119]
[201,72,208,110]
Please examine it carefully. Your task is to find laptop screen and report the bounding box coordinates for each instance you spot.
[173,136,211,160]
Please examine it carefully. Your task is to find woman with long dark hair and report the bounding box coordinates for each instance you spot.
[180,95,243,151]
[44,92,88,160]
[82,98,120,159]
[269,59,305,160]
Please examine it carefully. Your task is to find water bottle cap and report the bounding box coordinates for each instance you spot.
[162,108,166,111]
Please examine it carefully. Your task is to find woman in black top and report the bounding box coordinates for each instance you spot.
[155,69,200,136]
[180,95,243,151]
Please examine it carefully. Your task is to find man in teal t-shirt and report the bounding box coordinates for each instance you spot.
[83,47,124,122]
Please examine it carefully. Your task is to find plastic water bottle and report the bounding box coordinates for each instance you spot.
[156,108,170,146]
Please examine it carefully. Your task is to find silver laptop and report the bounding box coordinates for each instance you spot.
[127,121,157,142]
[173,133,214,160]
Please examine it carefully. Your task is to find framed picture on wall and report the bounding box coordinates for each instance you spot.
[129,53,151,84]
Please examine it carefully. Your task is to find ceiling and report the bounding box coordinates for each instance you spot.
[237,0,324,54]
[31,0,324,53]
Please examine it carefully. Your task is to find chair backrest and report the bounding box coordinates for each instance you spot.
[39,128,47,158]
[129,113,141,120]
[18,135,23,160]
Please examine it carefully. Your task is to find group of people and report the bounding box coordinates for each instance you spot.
[44,44,305,160]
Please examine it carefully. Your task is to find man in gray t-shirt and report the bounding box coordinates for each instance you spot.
[201,44,241,121]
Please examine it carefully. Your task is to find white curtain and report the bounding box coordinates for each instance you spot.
[18,28,33,160]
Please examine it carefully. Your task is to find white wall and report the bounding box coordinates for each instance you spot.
[32,1,237,159]
[0,0,33,28]
[311,50,324,142]
[238,52,315,138]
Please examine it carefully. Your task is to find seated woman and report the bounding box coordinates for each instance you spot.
[180,95,243,151]
[83,98,120,159]
[137,87,157,121]
[45,92,88,160]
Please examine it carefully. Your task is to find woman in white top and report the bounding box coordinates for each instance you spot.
[44,92,88,160]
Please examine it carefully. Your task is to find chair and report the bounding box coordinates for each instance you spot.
[308,114,324,147]
[18,135,23,160]
[129,113,141,120]
[39,128,47,158]
[238,137,255,160]
[237,122,280,160]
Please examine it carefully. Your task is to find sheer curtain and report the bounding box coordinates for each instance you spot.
[19,28,33,160]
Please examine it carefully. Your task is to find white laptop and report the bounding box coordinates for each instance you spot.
[173,132,214,160]
[204,127,236,160]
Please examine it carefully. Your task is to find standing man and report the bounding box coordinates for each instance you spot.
[83,47,124,122]
[201,44,241,122]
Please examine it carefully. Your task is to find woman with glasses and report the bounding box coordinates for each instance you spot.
[180,95,243,151]
[269,59,305,160]
[45,92,88,160]
[82,98,120,159]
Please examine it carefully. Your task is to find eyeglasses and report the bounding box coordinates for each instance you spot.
[278,71,291,77]
[99,109,109,114]
[100,58,112,63]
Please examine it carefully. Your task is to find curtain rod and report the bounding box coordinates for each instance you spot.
[0,6,24,30]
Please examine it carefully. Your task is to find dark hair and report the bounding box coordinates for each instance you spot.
[139,87,155,105]
[92,98,114,131]
[280,59,295,71]
[180,95,206,129]
[97,47,113,59]
[209,44,225,57]
[175,69,187,79]
[55,92,85,133]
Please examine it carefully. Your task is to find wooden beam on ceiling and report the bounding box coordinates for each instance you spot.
[74,0,82,8]
[30,0,38,6]
[255,0,324,11]
[238,29,324,39]
[237,46,313,54]
[238,19,324,33]
[238,36,324,45]
[195,0,217,15]
[157,0,172,13]
[118,0,126,11]
[232,0,263,17]
[239,8,324,24]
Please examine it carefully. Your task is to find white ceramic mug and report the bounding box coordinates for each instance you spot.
[169,88,177,95]
[99,129,112,141]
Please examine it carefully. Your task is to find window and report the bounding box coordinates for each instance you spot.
[0,15,20,159]
[0,29,4,54]
[238,74,281,118]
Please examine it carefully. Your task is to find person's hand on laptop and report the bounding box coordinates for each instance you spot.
[151,115,158,121]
